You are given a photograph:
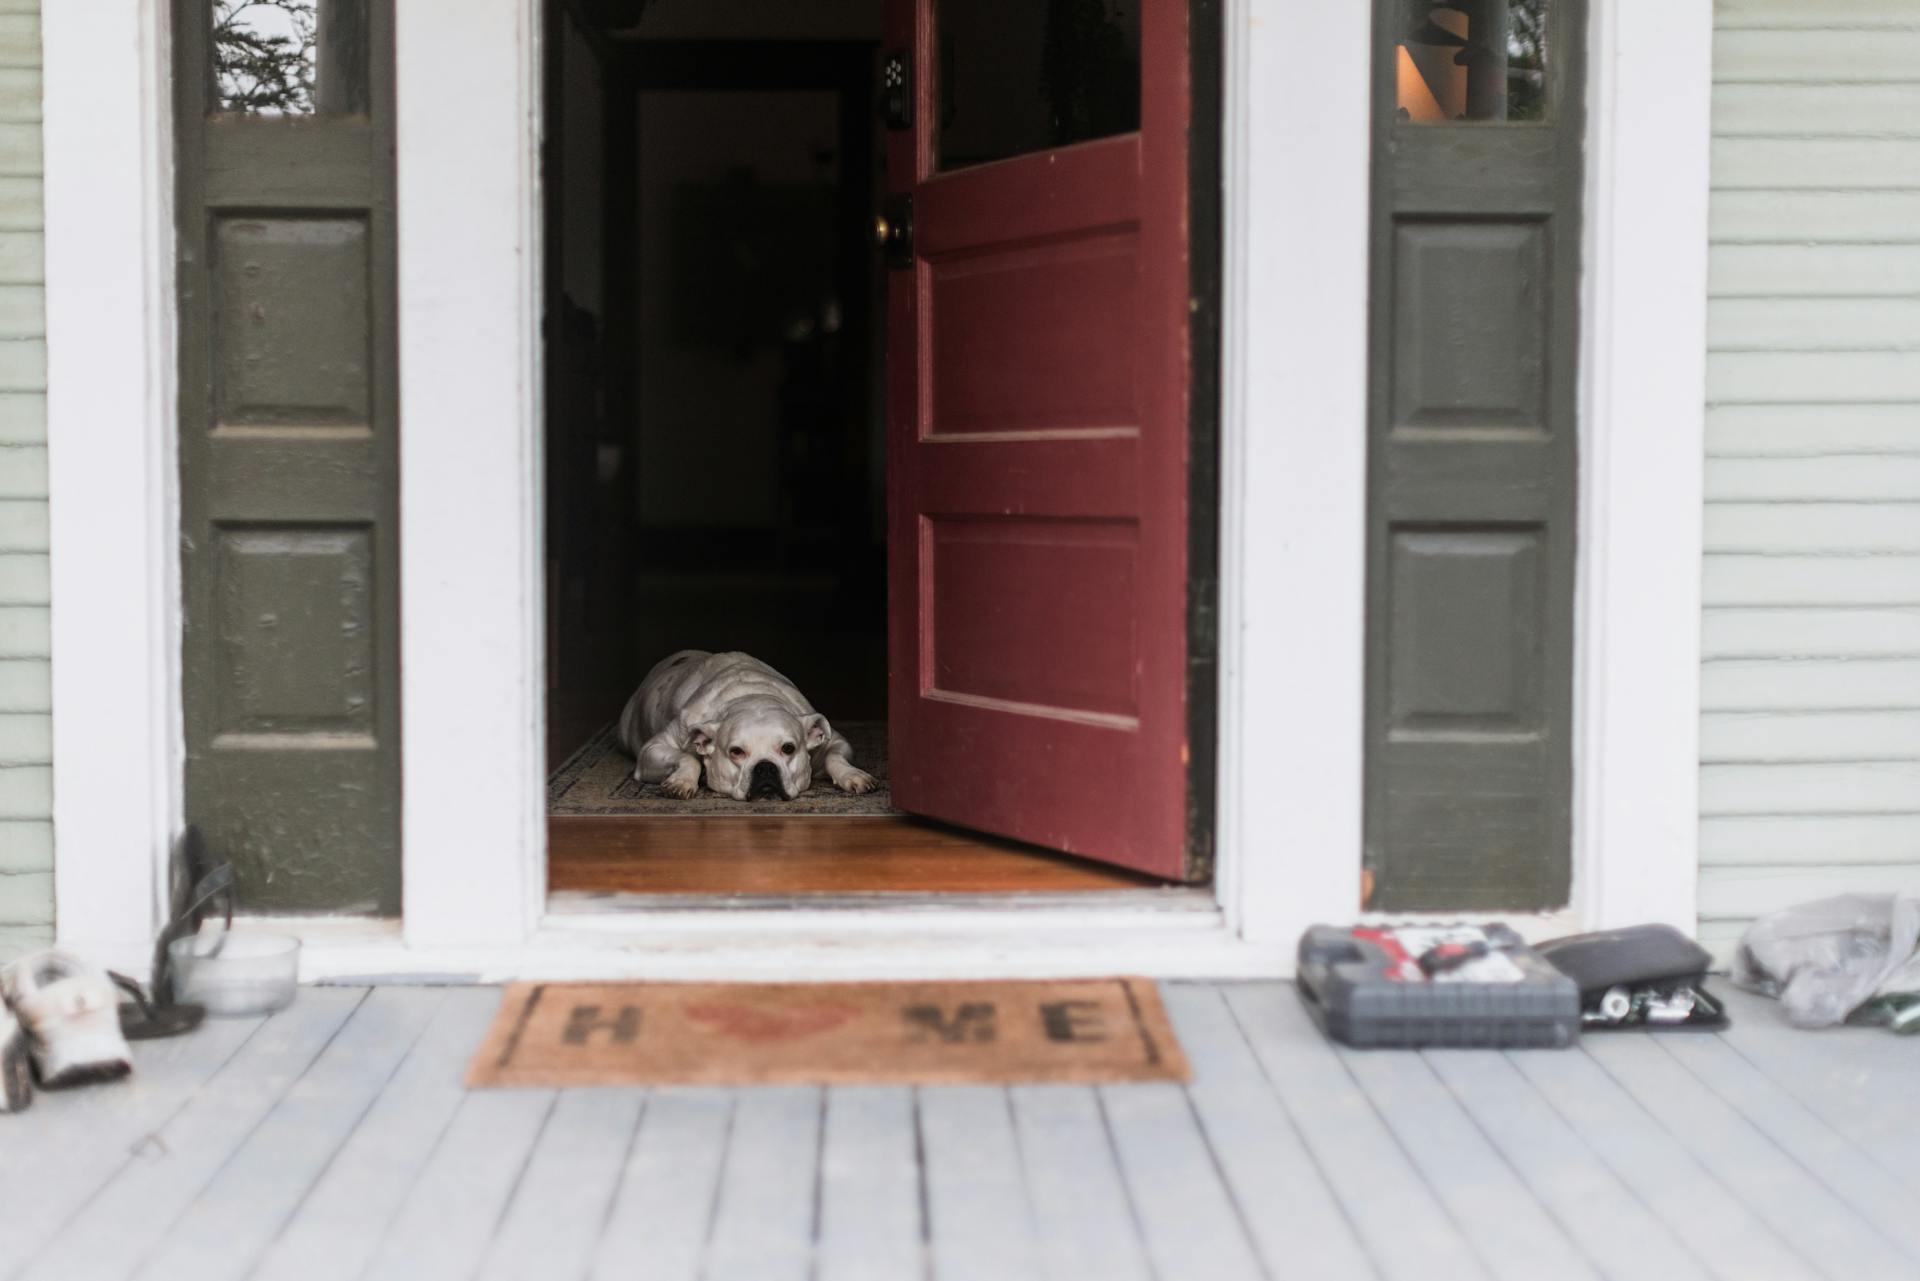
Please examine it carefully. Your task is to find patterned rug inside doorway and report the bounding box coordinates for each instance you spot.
[546,721,899,816]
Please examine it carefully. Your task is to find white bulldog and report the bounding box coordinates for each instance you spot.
[617,649,878,801]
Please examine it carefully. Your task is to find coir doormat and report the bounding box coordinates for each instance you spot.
[466,978,1189,1087]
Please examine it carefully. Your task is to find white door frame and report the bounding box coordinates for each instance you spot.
[42,0,182,960]
[43,1,1713,980]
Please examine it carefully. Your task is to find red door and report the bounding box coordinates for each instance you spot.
[884,0,1197,879]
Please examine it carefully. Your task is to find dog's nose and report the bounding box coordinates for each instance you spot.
[748,759,787,801]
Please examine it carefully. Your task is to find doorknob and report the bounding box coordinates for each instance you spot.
[875,193,913,269]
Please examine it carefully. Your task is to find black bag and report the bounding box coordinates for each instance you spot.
[1535,924,1728,1030]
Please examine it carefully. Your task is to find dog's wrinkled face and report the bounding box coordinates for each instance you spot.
[690,708,831,800]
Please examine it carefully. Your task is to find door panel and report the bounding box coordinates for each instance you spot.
[1364,0,1585,910]
[177,1,401,913]
[926,516,1140,720]
[885,0,1197,879]
[928,234,1141,435]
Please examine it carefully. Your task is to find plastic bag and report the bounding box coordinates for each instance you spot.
[1732,894,1920,1028]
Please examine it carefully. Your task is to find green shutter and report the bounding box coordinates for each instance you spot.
[175,3,401,912]
[1364,1,1586,909]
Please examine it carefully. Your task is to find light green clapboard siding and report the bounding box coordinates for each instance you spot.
[1702,1,1920,940]
[0,1,44,959]
[1709,298,1920,349]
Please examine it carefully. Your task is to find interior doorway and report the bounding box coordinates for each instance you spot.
[542,17,887,768]
[541,0,1211,900]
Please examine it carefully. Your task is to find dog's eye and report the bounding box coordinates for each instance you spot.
[728,746,747,760]
[781,743,796,757]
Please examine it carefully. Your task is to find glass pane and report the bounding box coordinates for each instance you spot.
[937,0,1141,171]
[211,0,370,115]
[1395,1,1550,125]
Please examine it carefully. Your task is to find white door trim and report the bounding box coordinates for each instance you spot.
[393,0,549,949]
[42,0,1712,978]
[1218,0,1373,947]
[1569,1,1714,933]
[42,0,183,956]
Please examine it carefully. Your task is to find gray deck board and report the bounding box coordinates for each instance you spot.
[1160,985,1374,1281]
[918,1086,1044,1281]
[248,985,503,1281]
[1100,1081,1267,1281]
[359,1085,558,1281]
[590,1088,733,1281]
[1223,983,1491,1281]
[1422,1048,1713,1281]
[136,988,445,1281]
[18,988,363,1281]
[1338,1043,1601,1281]
[1582,1032,1913,1281]
[2,978,1909,1281]
[0,1008,262,1271]
[816,1086,926,1281]
[701,1085,825,1281]
[477,1087,645,1281]
[1656,1030,1920,1269]
[1712,988,1920,1202]
[1510,1043,1822,1281]
[1008,1085,1153,1281]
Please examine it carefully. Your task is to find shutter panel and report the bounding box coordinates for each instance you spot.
[1364,1,1586,909]
[176,3,401,912]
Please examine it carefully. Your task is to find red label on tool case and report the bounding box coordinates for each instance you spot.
[1353,927,1422,982]
[1353,927,1526,984]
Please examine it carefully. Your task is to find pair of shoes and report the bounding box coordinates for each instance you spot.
[0,998,29,1112]
[1,949,135,1096]
[0,827,232,1113]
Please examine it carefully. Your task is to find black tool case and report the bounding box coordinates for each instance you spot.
[1297,924,1581,1049]
[1535,923,1729,1031]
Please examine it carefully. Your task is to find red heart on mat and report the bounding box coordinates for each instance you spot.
[681,1000,861,1044]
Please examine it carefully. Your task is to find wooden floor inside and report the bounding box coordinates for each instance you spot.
[547,815,1171,895]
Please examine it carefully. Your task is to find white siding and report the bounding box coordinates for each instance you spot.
[1702,0,1920,952]
[0,0,42,960]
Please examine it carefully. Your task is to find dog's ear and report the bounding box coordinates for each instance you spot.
[686,722,720,756]
[801,714,832,749]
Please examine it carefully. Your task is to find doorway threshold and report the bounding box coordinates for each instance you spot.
[527,894,1270,981]
[547,886,1218,915]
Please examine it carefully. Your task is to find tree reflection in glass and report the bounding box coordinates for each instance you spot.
[212,0,369,116]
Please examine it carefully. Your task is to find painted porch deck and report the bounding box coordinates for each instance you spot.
[2,982,1915,1281]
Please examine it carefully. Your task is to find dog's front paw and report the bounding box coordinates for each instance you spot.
[661,770,701,800]
[836,768,878,796]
